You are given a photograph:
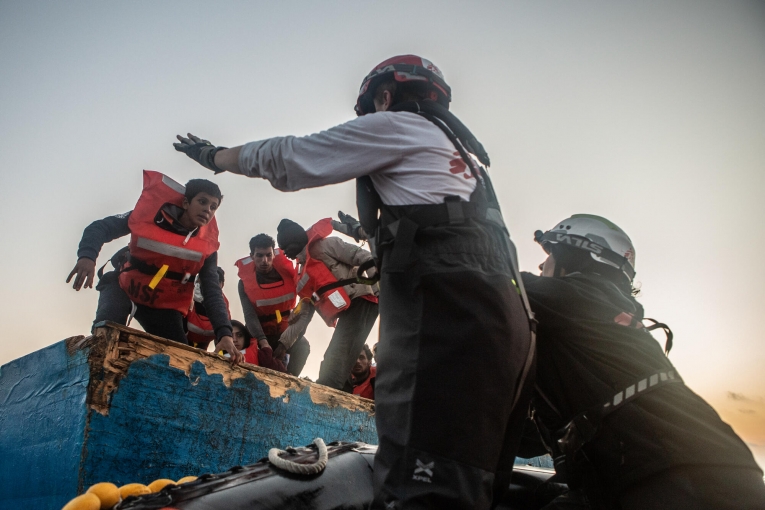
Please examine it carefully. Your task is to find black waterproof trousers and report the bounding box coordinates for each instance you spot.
[372,220,534,509]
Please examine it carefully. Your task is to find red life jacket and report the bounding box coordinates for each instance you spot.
[295,218,352,327]
[243,346,259,366]
[236,250,297,336]
[186,293,231,349]
[118,171,220,314]
[352,366,376,400]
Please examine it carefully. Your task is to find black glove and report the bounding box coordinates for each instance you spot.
[338,210,366,242]
[173,133,228,174]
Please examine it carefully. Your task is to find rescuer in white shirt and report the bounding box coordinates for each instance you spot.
[174,55,535,510]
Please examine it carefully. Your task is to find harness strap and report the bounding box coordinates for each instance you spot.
[122,255,196,282]
[644,318,674,355]
[257,310,292,324]
[313,259,379,297]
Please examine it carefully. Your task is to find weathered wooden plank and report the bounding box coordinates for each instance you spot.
[1,323,378,510]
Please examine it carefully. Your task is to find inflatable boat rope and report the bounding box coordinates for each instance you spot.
[268,438,328,475]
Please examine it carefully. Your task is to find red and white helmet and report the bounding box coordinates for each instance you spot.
[355,55,452,116]
[534,214,636,281]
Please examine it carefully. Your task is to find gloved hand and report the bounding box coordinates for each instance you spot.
[173,133,228,174]
[337,210,367,241]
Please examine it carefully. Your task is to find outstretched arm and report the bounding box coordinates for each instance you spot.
[199,254,241,365]
[274,299,315,359]
[67,212,131,290]
[174,113,404,192]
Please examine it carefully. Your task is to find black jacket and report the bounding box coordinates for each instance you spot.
[522,272,761,493]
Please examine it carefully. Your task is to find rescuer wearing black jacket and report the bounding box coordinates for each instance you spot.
[523,214,765,510]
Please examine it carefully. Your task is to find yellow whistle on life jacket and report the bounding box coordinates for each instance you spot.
[148,264,170,290]
[275,309,282,324]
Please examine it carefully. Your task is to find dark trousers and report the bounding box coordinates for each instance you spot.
[92,271,133,331]
[93,274,191,344]
[371,223,534,510]
[267,334,311,377]
[316,298,379,390]
[133,304,189,345]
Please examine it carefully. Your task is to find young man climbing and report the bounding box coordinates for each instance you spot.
[236,233,311,376]
[67,171,242,363]
[275,218,378,391]
[173,55,535,509]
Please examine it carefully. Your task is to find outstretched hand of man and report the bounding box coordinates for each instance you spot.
[173,133,228,174]
[216,335,243,365]
[67,257,96,290]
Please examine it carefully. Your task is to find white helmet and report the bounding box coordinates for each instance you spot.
[534,214,636,281]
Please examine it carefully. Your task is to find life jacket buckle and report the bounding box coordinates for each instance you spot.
[181,272,191,284]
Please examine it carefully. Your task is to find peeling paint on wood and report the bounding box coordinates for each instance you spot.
[1,323,377,510]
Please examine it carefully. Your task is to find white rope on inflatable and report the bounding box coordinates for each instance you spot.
[268,438,328,475]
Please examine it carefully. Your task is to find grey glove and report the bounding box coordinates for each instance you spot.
[173,133,228,174]
[337,210,367,242]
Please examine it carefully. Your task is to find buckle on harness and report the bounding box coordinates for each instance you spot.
[444,196,465,225]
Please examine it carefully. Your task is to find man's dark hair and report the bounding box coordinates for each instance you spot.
[249,233,276,254]
[374,79,437,107]
[361,344,373,361]
[216,266,225,285]
[185,179,223,204]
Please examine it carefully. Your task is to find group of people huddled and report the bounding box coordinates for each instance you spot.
[66,54,765,509]
[67,171,380,395]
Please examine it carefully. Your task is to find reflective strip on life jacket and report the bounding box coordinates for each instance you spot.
[187,321,214,336]
[296,272,310,293]
[256,293,296,307]
[236,251,297,336]
[162,174,186,194]
[136,237,204,262]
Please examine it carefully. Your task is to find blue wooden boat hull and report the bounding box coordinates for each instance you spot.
[0,323,377,510]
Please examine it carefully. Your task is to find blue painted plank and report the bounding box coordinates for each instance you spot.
[0,340,91,510]
[81,354,377,488]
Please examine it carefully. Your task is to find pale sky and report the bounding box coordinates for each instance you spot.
[1,1,763,468]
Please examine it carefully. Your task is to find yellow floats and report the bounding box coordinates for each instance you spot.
[61,476,199,510]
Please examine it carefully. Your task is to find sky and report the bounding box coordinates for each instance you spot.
[1,0,763,468]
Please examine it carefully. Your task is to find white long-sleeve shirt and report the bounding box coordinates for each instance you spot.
[237,111,476,206]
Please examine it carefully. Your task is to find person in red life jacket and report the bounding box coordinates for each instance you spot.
[350,344,375,400]
[174,55,535,509]
[276,218,379,392]
[67,171,242,364]
[230,320,286,373]
[236,233,311,376]
[524,215,765,509]
[185,267,231,350]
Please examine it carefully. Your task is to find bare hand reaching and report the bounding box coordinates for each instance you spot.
[66,258,96,291]
[216,335,243,365]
